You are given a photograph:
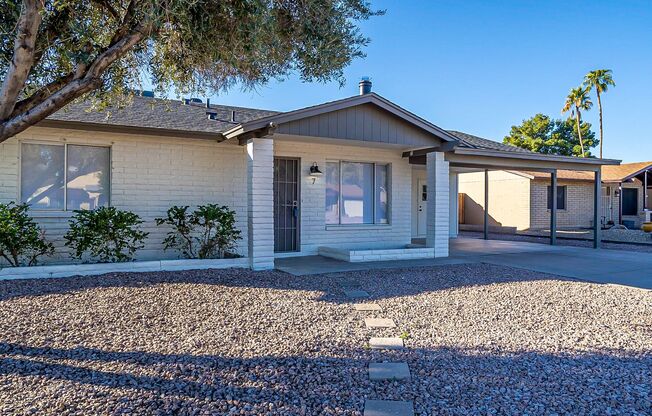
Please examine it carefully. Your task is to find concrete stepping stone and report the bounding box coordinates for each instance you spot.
[354,303,382,311]
[364,399,414,416]
[365,318,396,329]
[368,362,411,381]
[369,337,404,350]
[344,290,369,298]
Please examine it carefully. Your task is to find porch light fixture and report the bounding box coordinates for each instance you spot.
[309,162,322,184]
[309,162,323,176]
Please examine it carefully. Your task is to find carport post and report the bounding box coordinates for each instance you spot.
[594,170,602,249]
[484,169,489,240]
[550,170,557,245]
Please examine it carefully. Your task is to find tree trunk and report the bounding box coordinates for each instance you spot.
[597,90,603,159]
[575,109,585,157]
[0,0,43,120]
[0,24,151,143]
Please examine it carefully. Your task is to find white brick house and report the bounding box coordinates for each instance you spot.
[0,82,619,271]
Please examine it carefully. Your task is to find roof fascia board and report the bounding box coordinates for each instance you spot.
[452,147,621,166]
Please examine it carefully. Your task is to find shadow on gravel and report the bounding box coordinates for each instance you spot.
[0,341,650,414]
[0,264,564,303]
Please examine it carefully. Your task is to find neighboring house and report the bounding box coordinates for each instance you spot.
[458,162,652,231]
[0,81,618,269]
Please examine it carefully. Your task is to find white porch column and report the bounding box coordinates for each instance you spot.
[426,152,450,257]
[449,172,459,238]
[246,138,275,270]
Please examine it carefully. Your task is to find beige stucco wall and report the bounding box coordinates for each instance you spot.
[458,171,531,230]
[0,127,249,265]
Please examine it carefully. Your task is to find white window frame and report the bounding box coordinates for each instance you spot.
[325,160,391,226]
[18,141,112,212]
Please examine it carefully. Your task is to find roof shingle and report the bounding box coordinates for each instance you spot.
[447,130,534,153]
[47,96,279,135]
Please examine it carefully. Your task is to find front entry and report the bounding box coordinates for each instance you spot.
[416,178,428,236]
[273,158,300,252]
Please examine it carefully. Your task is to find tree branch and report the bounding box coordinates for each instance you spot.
[0,23,153,143]
[0,0,43,120]
[91,0,120,21]
[10,73,75,118]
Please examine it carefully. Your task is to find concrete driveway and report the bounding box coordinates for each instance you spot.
[277,238,652,290]
[450,238,652,289]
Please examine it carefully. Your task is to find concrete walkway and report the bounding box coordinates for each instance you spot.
[276,238,652,289]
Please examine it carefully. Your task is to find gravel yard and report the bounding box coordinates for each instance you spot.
[0,265,651,415]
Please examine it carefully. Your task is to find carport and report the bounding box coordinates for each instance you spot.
[405,131,621,248]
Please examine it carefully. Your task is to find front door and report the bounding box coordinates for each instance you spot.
[417,178,428,236]
[274,158,300,252]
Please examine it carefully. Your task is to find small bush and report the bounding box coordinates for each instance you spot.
[0,202,54,267]
[156,204,241,259]
[64,207,149,263]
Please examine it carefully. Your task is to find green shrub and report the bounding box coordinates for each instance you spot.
[0,202,54,267]
[156,204,241,259]
[64,207,149,263]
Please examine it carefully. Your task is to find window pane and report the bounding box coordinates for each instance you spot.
[341,162,374,224]
[325,162,340,224]
[375,164,389,224]
[558,186,566,210]
[547,186,566,210]
[66,145,110,210]
[20,143,65,209]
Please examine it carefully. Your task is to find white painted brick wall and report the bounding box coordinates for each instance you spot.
[246,138,275,270]
[0,127,248,265]
[274,138,413,255]
[426,152,449,257]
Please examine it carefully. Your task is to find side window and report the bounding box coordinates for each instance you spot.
[547,185,567,210]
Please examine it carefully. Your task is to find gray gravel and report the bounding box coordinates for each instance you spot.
[0,265,651,415]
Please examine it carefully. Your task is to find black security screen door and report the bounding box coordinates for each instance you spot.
[274,158,300,252]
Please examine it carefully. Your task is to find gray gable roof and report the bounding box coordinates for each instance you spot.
[447,130,534,153]
[43,94,534,155]
[45,96,279,137]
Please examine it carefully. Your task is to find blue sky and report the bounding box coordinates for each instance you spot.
[203,0,651,163]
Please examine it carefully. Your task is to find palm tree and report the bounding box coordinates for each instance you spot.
[584,69,615,158]
[562,87,593,157]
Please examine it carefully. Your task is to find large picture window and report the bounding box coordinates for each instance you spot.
[325,161,389,225]
[21,143,110,211]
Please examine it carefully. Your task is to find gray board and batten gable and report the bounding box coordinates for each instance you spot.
[224,93,459,148]
[276,102,443,147]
